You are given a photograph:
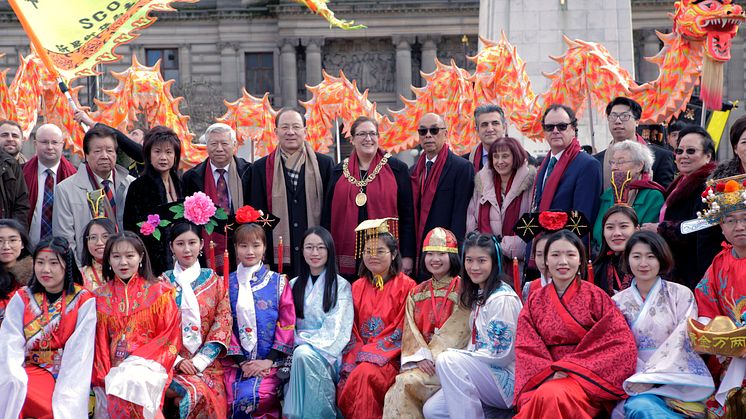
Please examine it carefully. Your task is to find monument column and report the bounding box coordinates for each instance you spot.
[303,38,324,97]
[641,29,661,82]
[421,36,440,74]
[179,43,192,85]
[219,42,240,100]
[280,39,298,107]
[393,36,414,108]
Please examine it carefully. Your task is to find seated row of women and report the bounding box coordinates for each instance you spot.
[0,210,727,418]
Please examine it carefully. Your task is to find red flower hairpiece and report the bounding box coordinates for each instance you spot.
[538,211,568,231]
[236,205,263,224]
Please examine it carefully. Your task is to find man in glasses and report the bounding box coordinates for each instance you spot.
[410,113,473,279]
[533,104,602,226]
[22,124,77,247]
[463,104,507,172]
[594,96,675,188]
[250,107,334,277]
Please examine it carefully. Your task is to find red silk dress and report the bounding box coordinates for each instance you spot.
[514,278,637,418]
[337,272,416,419]
[92,274,182,418]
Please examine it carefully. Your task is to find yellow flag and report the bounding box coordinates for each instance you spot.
[707,109,731,151]
[9,0,197,81]
[294,0,365,30]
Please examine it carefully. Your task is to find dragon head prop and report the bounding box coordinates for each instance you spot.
[673,0,744,62]
[674,0,745,110]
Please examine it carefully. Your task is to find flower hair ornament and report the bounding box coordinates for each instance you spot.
[512,210,590,242]
[697,174,746,223]
[137,192,229,241]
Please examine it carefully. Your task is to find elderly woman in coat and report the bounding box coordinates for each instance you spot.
[592,140,665,252]
[466,136,535,276]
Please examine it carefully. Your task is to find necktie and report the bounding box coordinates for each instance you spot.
[543,156,558,187]
[425,160,434,183]
[102,180,116,217]
[40,169,54,240]
[216,169,230,211]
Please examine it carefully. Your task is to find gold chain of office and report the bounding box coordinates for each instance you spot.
[342,152,392,206]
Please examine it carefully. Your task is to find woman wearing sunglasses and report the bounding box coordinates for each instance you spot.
[323,116,416,281]
[641,125,722,289]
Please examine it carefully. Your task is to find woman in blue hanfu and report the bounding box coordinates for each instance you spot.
[284,226,353,418]
[611,231,714,418]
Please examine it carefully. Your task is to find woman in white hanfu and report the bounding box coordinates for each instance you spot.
[612,231,714,418]
[0,237,96,419]
[284,227,354,419]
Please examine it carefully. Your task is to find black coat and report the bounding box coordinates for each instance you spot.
[182,157,252,205]
[0,150,29,230]
[594,142,676,189]
[412,149,474,252]
[123,169,183,275]
[249,152,334,277]
[322,156,416,260]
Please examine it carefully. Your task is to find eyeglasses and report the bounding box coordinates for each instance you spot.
[607,112,634,122]
[86,234,110,243]
[354,132,379,139]
[674,147,701,155]
[722,217,746,228]
[0,238,21,247]
[303,245,328,253]
[609,160,633,166]
[542,123,571,132]
[363,248,391,257]
[417,127,446,136]
[279,125,304,133]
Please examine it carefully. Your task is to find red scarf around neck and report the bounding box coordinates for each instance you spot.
[478,172,523,238]
[537,138,581,211]
[331,149,398,274]
[23,156,76,226]
[411,144,449,254]
[471,143,484,172]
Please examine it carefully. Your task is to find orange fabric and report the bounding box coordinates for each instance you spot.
[337,362,399,419]
[20,365,55,419]
[514,377,601,419]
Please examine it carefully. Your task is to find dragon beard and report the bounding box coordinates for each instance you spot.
[701,23,738,110]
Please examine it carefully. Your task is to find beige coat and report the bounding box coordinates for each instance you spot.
[466,163,535,259]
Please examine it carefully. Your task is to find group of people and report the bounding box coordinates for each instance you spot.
[0,93,744,419]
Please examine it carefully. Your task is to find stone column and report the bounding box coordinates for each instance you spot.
[303,38,324,98]
[179,43,192,85]
[219,42,240,100]
[640,30,661,82]
[421,36,439,74]
[393,36,414,108]
[279,39,298,108]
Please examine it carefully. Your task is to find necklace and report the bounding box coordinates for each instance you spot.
[342,152,391,207]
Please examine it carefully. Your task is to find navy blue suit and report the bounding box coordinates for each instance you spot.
[533,150,603,226]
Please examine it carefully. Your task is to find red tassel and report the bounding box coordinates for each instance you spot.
[586,260,594,283]
[513,257,522,303]
[278,236,283,274]
[208,241,216,271]
[223,250,230,285]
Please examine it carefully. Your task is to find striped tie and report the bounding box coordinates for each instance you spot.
[40,169,54,240]
[102,180,116,217]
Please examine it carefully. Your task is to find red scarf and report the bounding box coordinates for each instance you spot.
[471,143,484,172]
[537,138,581,211]
[477,173,522,238]
[202,159,228,271]
[22,156,77,226]
[266,151,277,212]
[628,172,666,194]
[331,149,398,274]
[411,145,449,254]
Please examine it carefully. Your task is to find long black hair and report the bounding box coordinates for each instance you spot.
[293,227,339,319]
[28,237,83,294]
[102,231,157,282]
[459,232,507,309]
[0,264,13,300]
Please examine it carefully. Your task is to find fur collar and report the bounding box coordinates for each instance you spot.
[664,161,717,209]
[711,158,744,180]
[475,163,536,208]
[7,255,33,287]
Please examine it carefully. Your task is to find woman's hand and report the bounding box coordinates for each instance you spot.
[416,359,436,376]
[641,223,659,233]
[241,359,274,377]
[177,359,199,375]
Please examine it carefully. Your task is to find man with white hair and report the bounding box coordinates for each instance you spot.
[182,123,251,271]
[23,124,77,245]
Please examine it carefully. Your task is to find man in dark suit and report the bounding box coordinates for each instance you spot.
[533,104,602,226]
[411,113,474,277]
[462,104,507,172]
[594,96,675,189]
[182,123,251,272]
[249,108,334,277]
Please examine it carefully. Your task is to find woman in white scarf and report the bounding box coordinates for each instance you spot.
[284,226,353,419]
[162,222,233,418]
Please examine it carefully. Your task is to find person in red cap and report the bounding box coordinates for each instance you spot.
[383,227,470,418]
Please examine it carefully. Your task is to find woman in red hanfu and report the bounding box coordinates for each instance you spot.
[514,229,638,418]
[91,231,182,418]
[337,218,417,419]
[0,236,96,418]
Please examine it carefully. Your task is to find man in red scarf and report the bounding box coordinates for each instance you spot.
[410,113,474,279]
[22,124,77,246]
[532,104,602,226]
[462,105,507,172]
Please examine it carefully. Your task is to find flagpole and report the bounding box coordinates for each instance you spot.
[335,118,341,163]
